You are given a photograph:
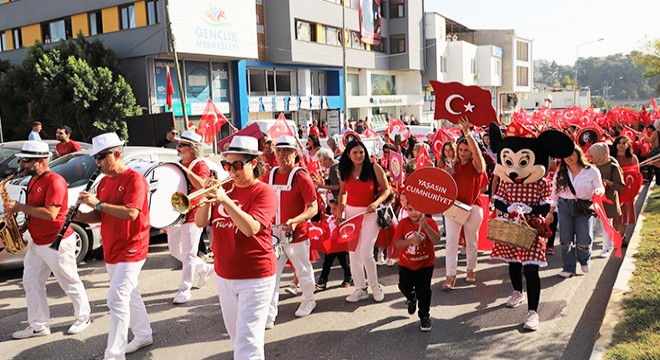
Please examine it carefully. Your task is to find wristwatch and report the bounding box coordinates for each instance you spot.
[95,202,103,212]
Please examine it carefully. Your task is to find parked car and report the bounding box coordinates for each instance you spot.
[0,140,92,179]
[0,146,226,270]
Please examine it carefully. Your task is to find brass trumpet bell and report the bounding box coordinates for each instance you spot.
[171,177,234,214]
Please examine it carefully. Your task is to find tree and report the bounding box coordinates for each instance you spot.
[0,36,141,142]
[631,38,660,94]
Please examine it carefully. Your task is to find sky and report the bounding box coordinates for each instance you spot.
[424,0,660,66]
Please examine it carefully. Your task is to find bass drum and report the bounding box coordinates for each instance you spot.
[128,160,189,229]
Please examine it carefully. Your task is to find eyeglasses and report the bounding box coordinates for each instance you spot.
[19,158,38,164]
[176,142,191,148]
[221,159,250,171]
[93,151,112,161]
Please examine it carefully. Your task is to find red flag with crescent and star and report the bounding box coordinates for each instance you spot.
[363,128,380,139]
[650,97,660,119]
[430,129,452,161]
[388,117,410,140]
[619,164,643,205]
[268,113,296,140]
[309,219,331,253]
[328,214,365,253]
[593,194,623,257]
[430,80,497,127]
[415,143,432,169]
[197,99,228,145]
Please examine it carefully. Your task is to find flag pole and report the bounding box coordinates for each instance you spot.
[166,3,189,130]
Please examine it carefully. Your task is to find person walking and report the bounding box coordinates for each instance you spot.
[75,133,154,359]
[7,141,91,339]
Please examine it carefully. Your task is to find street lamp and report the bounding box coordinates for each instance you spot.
[574,38,605,107]
[603,76,624,99]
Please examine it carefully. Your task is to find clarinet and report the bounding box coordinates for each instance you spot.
[50,167,102,251]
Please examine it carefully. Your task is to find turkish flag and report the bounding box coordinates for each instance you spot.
[415,143,432,169]
[622,126,640,141]
[430,80,497,127]
[166,66,175,111]
[363,128,380,139]
[430,129,452,160]
[388,117,410,140]
[197,99,228,145]
[619,164,643,205]
[309,220,331,253]
[306,159,321,177]
[593,194,623,258]
[650,97,660,119]
[388,151,403,186]
[560,106,582,125]
[328,214,364,253]
[268,113,295,140]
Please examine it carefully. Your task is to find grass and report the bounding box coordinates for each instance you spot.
[605,187,660,360]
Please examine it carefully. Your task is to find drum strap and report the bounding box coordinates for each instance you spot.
[182,158,202,192]
[268,166,304,226]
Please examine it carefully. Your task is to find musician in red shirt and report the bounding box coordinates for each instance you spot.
[168,131,213,305]
[195,136,277,359]
[7,141,91,339]
[76,133,153,358]
[54,125,82,158]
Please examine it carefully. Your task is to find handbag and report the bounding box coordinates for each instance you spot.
[376,206,394,228]
[566,175,597,217]
[443,200,472,225]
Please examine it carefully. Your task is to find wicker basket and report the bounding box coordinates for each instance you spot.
[487,218,538,250]
[443,201,472,225]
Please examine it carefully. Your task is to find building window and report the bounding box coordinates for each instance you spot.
[350,31,364,49]
[516,41,529,62]
[347,74,359,96]
[325,26,338,46]
[440,56,447,73]
[311,71,326,95]
[372,37,385,52]
[516,66,529,87]
[390,34,405,54]
[0,32,6,52]
[89,11,103,35]
[295,20,314,42]
[12,28,22,49]
[275,71,294,95]
[389,0,405,18]
[41,18,72,43]
[120,4,136,30]
[146,0,160,25]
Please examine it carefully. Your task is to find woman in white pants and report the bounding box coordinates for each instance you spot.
[336,140,391,303]
[443,118,487,289]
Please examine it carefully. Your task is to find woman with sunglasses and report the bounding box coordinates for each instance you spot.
[195,136,277,359]
[337,140,391,303]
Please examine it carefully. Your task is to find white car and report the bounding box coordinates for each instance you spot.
[0,147,226,270]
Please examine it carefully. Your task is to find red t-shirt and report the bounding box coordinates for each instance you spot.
[309,126,320,137]
[181,159,210,223]
[346,176,375,207]
[211,181,278,280]
[271,169,317,243]
[453,161,488,205]
[394,217,439,270]
[97,168,150,264]
[26,172,74,245]
[56,140,82,157]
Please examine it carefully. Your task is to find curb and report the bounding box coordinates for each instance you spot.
[590,183,656,359]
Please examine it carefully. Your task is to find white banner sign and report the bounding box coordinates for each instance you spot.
[262,97,274,112]
[275,96,287,112]
[248,97,261,112]
[288,96,299,111]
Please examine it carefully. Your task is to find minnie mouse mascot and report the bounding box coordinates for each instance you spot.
[488,121,574,331]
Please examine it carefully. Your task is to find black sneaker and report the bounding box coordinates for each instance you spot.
[420,317,432,332]
[341,278,352,288]
[315,282,327,291]
[406,295,417,315]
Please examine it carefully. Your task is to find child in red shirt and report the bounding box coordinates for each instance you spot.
[393,203,440,332]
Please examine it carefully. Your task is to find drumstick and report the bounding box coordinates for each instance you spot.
[639,152,660,167]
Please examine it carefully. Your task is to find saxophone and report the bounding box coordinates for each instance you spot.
[0,170,27,254]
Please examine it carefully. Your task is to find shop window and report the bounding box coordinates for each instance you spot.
[276,71,293,95]
[89,11,103,36]
[0,32,6,52]
[248,69,267,96]
[147,0,160,25]
[12,28,22,49]
[347,74,359,96]
[41,18,72,43]
[390,34,405,54]
[389,0,405,18]
[120,4,136,30]
[516,66,529,87]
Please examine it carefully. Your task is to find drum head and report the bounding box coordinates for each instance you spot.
[129,161,189,229]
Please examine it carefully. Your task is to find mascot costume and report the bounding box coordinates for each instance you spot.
[488,121,574,331]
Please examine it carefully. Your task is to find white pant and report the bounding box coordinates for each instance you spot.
[444,205,484,276]
[267,237,315,323]
[104,260,152,360]
[345,205,380,289]
[22,234,90,330]
[599,217,614,251]
[216,275,276,360]
[168,222,207,292]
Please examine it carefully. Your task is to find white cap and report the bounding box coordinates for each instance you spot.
[90,132,124,156]
[15,141,51,158]
[222,136,262,156]
[177,130,203,145]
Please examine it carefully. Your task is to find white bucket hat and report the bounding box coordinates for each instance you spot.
[177,130,203,145]
[222,136,262,156]
[15,141,51,158]
[90,132,125,156]
[274,135,300,153]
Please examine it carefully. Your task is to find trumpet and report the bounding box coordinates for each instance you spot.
[171,177,235,214]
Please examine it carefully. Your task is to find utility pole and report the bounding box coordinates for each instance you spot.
[342,1,348,128]
[166,2,189,129]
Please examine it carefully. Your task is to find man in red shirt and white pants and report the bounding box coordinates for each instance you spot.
[169,131,213,304]
[76,133,153,359]
[7,141,91,339]
[266,135,318,328]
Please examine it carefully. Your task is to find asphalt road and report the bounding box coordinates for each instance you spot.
[1,198,642,360]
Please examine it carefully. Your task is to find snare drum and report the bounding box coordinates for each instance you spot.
[128,160,189,229]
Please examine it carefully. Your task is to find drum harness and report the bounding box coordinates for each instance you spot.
[268,166,307,252]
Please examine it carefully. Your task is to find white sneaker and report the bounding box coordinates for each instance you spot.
[581,264,590,273]
[12,326,51,339]
[173,290,191,304]
[523,310,539,331]
[284,283,298,295]
[386,258,394,267]
[558,271,574,278]
[599,249,611,258]
[345,288,369,303]
[506,291,525,308]
[125,336,153,354]
[67,318,90,335]
[377,252,386,265]
[197,264,213,288]
[265,321,274,330]
[294,300,317,317]
[372,285,385,302]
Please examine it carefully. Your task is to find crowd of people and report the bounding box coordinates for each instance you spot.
[7,104,659,359]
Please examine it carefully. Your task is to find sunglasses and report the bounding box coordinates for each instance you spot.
[19,158,38,164]
[221,159,250,171]
[93,151,112,161]
[176,142,191,148]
